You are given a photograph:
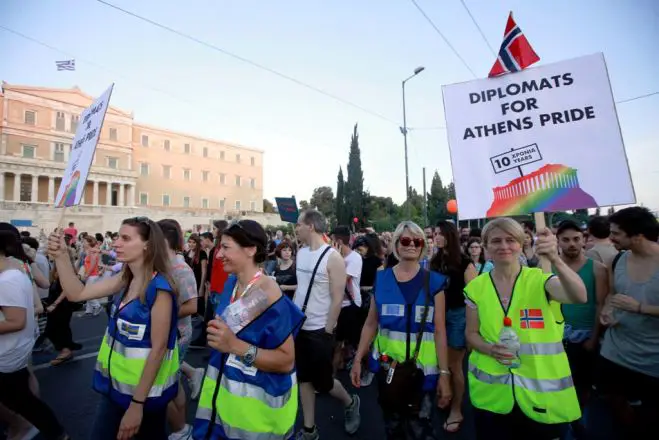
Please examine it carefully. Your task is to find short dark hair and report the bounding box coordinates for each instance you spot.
[0,223,30,262]
[200,232,214,242]
[20,231,30,238]
[556,220,583,236]
[213,220,228,234]
[469,228,482,238]
[68,222,74,227]
[95,233,104,242]
[331,225,351,244]
[223,220,268,264]
[21,236,40,250]
[157,219,184,252]
[275,239,295,258]
[610,207,659,242]
[521,220,535,233]
[587,216,610,239]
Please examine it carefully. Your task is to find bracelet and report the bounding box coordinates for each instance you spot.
[439,369,452,376]
[131,397,145,405]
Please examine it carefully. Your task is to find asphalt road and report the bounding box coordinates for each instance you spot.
[4,312,625,439]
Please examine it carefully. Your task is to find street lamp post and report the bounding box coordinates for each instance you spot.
[401,66,425,218]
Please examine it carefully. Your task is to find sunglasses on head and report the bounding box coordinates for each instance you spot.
[398,237,425,248]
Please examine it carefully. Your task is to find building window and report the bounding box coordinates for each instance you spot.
[24,111,36,125]
[203,147,208,158]
[20,178,31,202]
[141,135,149,147]
[22,145,36,159]
[140,163,149,176]
[236,153,241,163]
[107,157,119,169]
[163,165,171,179]
[250,201,256,211]
[220,173,226,185]
[250,178,256,189]
[54,143,66,162]
[220,151,225,160]
[109,127,118,141]
[139,192,148,206]
[220,199,225,209]
[70,115,79,132]
[184,143,191,154]
[183,196,190,208]
[235,176,241,187]
[56,112,65,131]
[162,194,170,207]
[202,171,209,182]
[235,200,241,210]
[164,140,170,151]
[183,169,191,181]
[202,198,209,209]
[250,156,255,166]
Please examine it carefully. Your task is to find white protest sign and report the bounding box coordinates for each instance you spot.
[442,53,635,220]
[55,84,114,207]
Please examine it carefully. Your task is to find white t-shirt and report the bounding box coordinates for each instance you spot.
[293,244,336,331]
[0,269,36,373]
[342,250,363,308]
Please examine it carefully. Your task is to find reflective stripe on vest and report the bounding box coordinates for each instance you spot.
[468,363,575,393]
[95,332,178,398]
[372,329,438,376]
[197,364,297,440]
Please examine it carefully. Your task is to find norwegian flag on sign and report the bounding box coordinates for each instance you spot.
[520,308,545,329]
[488,12,540,78]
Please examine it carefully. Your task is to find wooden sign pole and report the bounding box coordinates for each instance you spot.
[533,211,552,273]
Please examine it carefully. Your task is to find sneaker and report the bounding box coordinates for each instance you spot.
[360,371,374,387]
[344,394,361,434]
[189,368,205,400]
[168,424,192,440]
[295,427,320,440]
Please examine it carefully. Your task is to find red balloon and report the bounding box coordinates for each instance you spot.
[447,199,458,214]
[353,217,359,223]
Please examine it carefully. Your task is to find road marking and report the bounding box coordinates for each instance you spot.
[33,351,99,371]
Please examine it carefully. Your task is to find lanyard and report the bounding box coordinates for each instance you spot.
[230,271,262,303]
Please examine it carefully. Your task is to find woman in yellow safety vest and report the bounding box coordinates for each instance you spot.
[48,217,179,440]
[464,217,586,439]
[193,220,304,440]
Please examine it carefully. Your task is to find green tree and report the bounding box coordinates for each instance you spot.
[299,200,310,210]
[446,181,456,201]
[335,167,347,225]
[344,124,364,227]
[427,171,448,223]
[310,186,335,220]
[263,199,275,213]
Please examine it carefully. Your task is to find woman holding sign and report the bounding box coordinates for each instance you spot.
[48,217,180,440]
[464,218,586,439]
[193,220,304,440]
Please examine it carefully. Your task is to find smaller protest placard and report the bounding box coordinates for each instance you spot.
[275,197,299,223]
[54,84,114,208]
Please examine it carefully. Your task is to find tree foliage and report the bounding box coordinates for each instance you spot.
[310,186,335,220]
[335,167,347,225]
[344,124,364,227]
[263,199,275,213]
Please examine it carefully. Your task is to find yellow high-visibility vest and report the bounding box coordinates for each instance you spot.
[464,267,580,424]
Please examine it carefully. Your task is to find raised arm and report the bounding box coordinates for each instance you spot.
[536,228,586,304]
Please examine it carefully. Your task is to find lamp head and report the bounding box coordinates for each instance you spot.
[413,66,426,75]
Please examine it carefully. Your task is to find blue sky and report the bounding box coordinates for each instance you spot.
[1,0,658,211]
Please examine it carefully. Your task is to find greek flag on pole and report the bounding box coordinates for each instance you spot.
[56,60,76,71]
[488,13,539,78]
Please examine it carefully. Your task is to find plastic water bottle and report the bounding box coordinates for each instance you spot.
[220,288,270,333]
[498,317,521,368]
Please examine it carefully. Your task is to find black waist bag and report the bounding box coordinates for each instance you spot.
[376,270,431,415]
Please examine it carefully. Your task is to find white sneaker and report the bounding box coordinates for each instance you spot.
[168,424,192,440]
[360,371,374,387]
[189,368,205,400]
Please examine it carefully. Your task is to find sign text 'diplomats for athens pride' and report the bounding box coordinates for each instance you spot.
[442,53,635,220]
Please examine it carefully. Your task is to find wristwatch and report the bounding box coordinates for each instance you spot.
[241,345,258,367]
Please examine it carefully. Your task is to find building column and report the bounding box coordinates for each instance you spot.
[106,182,113,206]
[31,175,38,203]
[13,173,21,201]
[118,183,125,207]
[0,172,4,202]
[128,185,135,207]
[48,177,55,203]
[93,180,99,205]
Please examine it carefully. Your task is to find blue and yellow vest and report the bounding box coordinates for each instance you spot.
[194,276,305,440]
[464,267,580,424]
[368,268,448,392]
[93,273,179,411]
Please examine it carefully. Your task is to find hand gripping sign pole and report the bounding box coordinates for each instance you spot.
[54,84,114,229]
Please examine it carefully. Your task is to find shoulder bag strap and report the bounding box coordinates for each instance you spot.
[411,269,432,363]
[301,246,332,314]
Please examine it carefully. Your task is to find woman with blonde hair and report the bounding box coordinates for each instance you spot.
[351,220,451,439]
[464,217,586,439]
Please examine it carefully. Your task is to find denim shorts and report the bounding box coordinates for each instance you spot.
[446,307,466,349]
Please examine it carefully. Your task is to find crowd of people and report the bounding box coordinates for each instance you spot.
[0,206,657,439]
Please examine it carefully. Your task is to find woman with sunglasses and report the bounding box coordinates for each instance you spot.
[194,220,304,440]
[350,221,451,439]
[48,217,180,440]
